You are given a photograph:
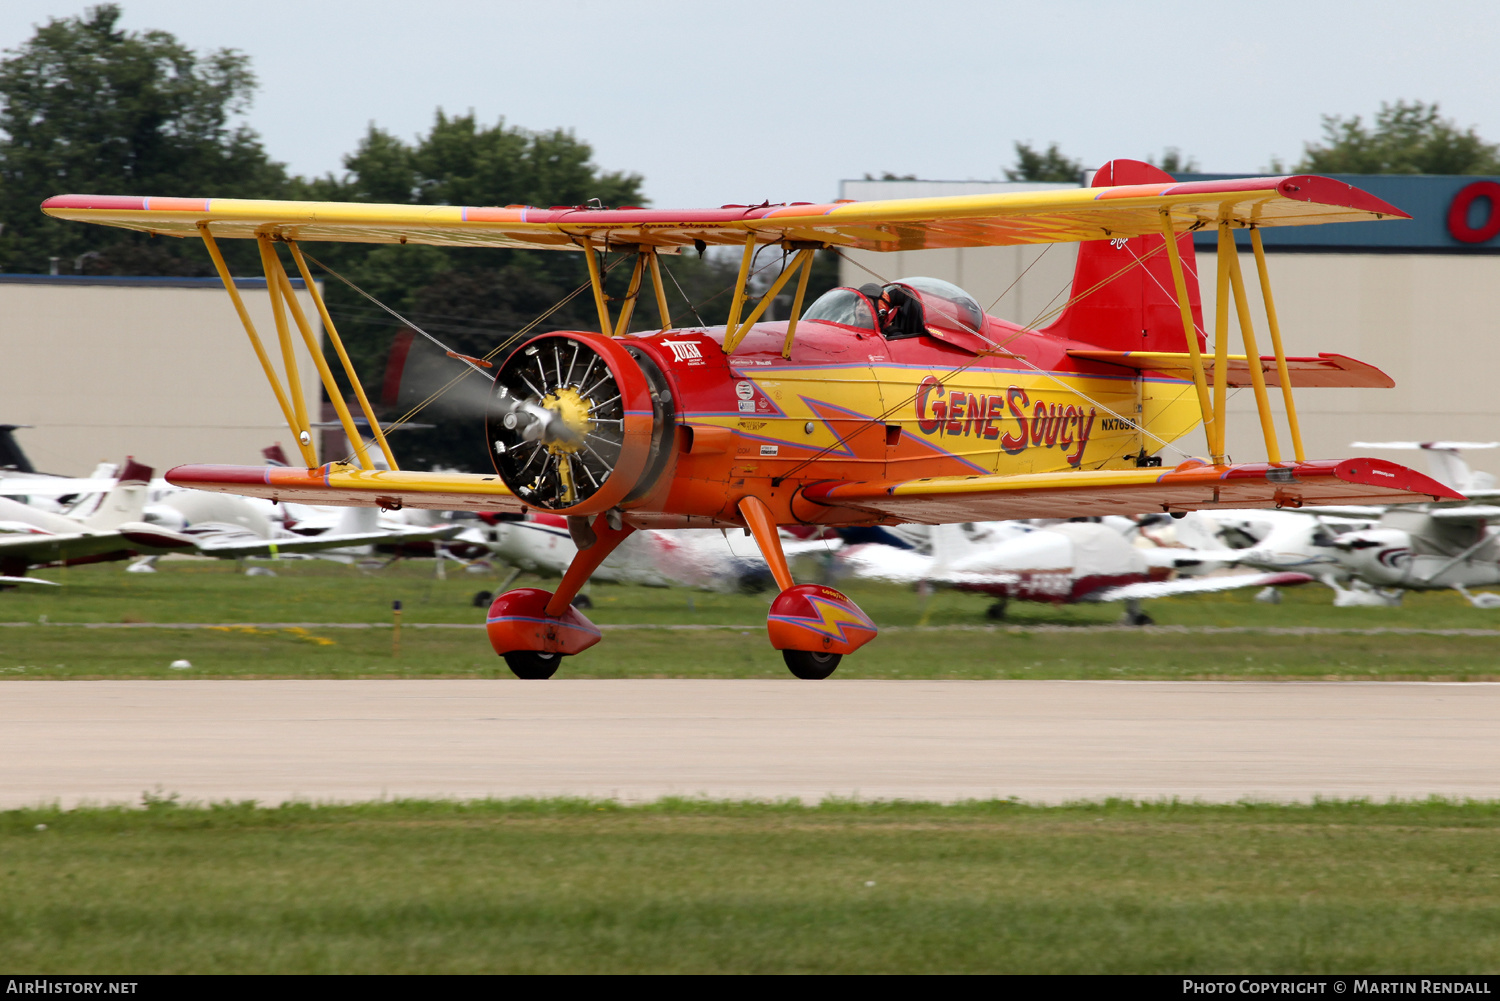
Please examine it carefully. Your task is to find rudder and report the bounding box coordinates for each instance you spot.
[1042,159,1205,354]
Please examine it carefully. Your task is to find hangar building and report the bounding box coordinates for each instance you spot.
[0,275,324,476]
[839,173,1500,478]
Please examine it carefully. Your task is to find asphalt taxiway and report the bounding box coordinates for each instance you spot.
[3,680,1496,807]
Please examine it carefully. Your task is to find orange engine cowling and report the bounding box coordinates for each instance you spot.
[486,332,674,516]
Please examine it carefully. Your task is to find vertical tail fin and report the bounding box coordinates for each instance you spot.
[1042,159,1206,353]
[83,457,153,530]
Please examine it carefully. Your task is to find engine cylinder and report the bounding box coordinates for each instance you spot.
[486,333,660,515]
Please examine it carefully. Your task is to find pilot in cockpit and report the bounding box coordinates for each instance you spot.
[870,283,927,339]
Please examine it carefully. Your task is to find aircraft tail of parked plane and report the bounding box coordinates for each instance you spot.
[80,457,154,530]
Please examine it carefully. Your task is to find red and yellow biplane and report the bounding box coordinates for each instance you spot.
[43,159,1461,678]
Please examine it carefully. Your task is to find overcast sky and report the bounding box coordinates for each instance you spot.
[3,1,1498,207]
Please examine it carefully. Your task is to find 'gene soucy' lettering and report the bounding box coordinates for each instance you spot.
[915,376,1096,468]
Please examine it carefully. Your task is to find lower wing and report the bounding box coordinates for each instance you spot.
[1089,570,1315,602]
[166,466,522,513]
[801,458,1460,524]
[191,526,461,558]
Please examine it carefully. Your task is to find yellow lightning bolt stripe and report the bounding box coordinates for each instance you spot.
[770,595,877,643]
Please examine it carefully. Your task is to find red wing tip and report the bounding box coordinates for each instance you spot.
[165,463,269,487]
[1278,176,1412,219]
[1336,457,1465,499]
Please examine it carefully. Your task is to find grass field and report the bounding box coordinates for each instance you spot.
[2,797,1498,974]
[2,555,1500,681]
[3,559,1500,679]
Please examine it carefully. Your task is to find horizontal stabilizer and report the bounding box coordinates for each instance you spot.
[1067,350,1393,388]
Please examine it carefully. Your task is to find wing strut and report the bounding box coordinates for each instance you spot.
[198,225,317,467]
[1251,228,1306,461]
[583,244,677,337]
[260,237,375,470]
[1158,210,1214,451]
[1221,221,1280,463]
[199,225,398,470]
[724,248,815,354]
[286,240,399,470]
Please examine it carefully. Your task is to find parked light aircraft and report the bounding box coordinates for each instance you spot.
[472,510,838,596]
[45,160,1461,677]
[0,457,456,578]
[0,459,192,581]
[838,518,1311,623]
[1153,443,1500,607]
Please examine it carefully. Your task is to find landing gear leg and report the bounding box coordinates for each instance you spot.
[1121,598,1154,627]
[485,512,634,678]
[739,496,876,679]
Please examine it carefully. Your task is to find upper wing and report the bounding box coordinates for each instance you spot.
[166,465,523,514]
[801,458,1461,525]
[41,175,1407,253]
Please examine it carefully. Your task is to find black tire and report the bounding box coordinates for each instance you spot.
[985,599,1008,621]
[472,590,494,608]
[503,650,561,679]
[571,594,593,610]
[1126,610,1154,627]
[782,649,841,680]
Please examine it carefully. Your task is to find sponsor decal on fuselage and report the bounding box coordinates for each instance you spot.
[914,376,1098,468]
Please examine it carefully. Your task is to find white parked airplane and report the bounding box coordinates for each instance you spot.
[1162,443,1500,608]
[838,519,1312,624]
[466,511,840,603]
[0,458,192,582]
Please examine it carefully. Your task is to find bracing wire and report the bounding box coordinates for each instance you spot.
[774,242,1177,482]
[985,243,1052,314]
[298,249,622,463]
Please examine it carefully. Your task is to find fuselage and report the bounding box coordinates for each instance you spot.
[595,306,1203,529]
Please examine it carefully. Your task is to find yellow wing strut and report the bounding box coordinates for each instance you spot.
[1157,212,1214,448]
[1224,233,1280,463]
[287,241,399,470]
[264,249,373,470]
[1252,229,1305,462]
[198,226,317,467]
[1211,222,1233,463]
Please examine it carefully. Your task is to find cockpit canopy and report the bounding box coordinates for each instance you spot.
[801,276,988,348]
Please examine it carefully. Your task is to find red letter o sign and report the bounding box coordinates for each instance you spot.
[1447,181,1500,244]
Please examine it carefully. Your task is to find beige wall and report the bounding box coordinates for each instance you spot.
[840,239,1500,479]
[0,280,324,476]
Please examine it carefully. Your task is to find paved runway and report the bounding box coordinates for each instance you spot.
[3,680,1497,807]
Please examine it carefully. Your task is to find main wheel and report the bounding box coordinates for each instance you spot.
[985,599,1008,621]
[571,594,593,610]
[782,649,841,680]
[472,590,494,608]
[503,650,561,679]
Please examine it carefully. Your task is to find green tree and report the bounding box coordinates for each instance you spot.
[1149,147,1198,174]
[0,4,289,273]
[304,114,654,470]
[1005,142,1083,183]
[1292,100,1500,175]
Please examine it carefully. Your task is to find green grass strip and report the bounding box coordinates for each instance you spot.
[4,797,1500,973]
